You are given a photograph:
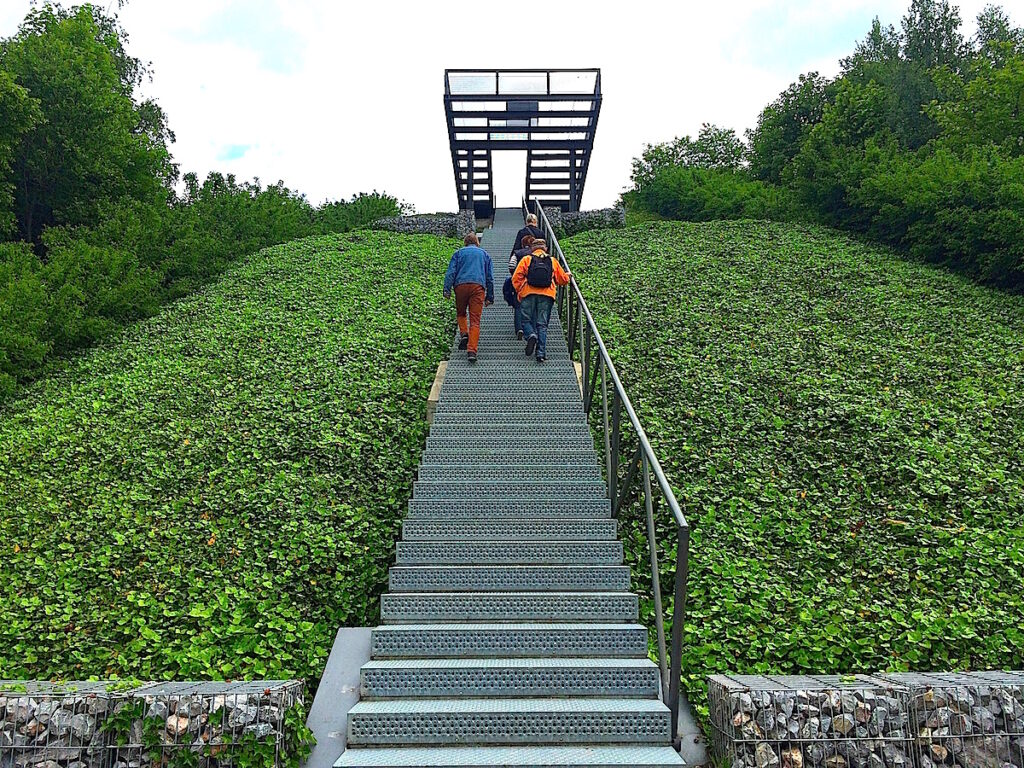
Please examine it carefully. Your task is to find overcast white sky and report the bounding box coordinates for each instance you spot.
[0,0,1000,211]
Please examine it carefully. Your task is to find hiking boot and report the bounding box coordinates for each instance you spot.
[467,351,477,363]
[458,334,470,350]
[536,355,546,363]
[516,330,524,340]
[525,335,537,356]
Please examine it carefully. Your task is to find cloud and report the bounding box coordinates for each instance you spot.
[216,144,252,161]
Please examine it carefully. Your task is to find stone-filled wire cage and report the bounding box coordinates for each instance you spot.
[1,680,304,768]
[708,674,914,768]
[877,672,1024,768]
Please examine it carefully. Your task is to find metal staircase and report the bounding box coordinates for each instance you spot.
[336,208,685,768]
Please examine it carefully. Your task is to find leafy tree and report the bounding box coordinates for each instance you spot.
[841,17,902,72]
[788,79,899,228]
[0,71,40,237]
[974,5,1024,64]
[901,0,968,70]
[929,51,1024,155]
[746,73,833,183]
[630,123,744,189]
[0,4,174,245]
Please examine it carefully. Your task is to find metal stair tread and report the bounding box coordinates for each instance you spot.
[335,745,685,767]
[388,565,630,592]
[361,658,658,670]
[349,697,670,714]
[369,623,649,659]
[394,542,622,564]
[380,591,639,623]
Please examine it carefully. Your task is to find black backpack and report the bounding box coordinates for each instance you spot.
[526,252,553,288]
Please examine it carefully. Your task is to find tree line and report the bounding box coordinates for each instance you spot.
[0,4,401,400]
[625,0,1024,288]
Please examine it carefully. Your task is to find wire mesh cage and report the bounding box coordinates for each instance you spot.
[878,672,1024,768]
[1,681,112,768]
[709,674,914,768]
[1,681,304,768]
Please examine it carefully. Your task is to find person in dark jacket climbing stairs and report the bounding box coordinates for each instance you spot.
[511,240,570,363]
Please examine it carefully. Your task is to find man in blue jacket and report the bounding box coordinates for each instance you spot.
[443,232,494,362]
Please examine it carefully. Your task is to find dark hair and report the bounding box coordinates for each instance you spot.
[464,232,479,246]
[521,235,535,247]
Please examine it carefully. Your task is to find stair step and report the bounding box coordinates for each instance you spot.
[402,518,617,541]
[433,402,585,416]
[335,744,685,767]
[370,623,649,659]
[412,481,607,498]
[425,437,594,451]
[345,698,671,746]
[417,465,603,483]
[389,565,630,592]
[441,373,580,385]
[418,452,599,466]
[360,658,660,698]
[406,497,610,518]
[427,424,592,438]
[440,382,580,393]
[395,541,622,565]
[380,592,638,623]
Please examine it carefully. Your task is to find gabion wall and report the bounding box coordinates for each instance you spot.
[0,681,304,768]
[710,673,1024,768]
[709,675,913,768]
[370,210,476,239]
[545,206,625,238]
[878,672,1024,768]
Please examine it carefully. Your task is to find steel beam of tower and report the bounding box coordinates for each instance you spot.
[444,69,602,218]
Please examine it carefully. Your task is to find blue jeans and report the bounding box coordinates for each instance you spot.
[520,294,554,358]
[513,300,523,334]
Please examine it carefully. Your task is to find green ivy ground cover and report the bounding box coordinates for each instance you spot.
[563,220,1024,715]
[0,230,455,683]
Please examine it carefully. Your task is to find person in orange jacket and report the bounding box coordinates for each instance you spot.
[511,240,571,363]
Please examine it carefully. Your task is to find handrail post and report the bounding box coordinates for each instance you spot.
[644,455,670,702]
[610,391,621,504]
[600,361,612,500]
[669,523,690,747]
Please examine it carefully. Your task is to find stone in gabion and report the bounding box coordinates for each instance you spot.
[544,206,625,238]
[709,675,913,768]
[1,682,303,768]
[370,210,476,239]
[878,673,1024,768]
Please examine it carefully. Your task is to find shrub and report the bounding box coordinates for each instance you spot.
[626,167,793,222]
[0,242,48,397]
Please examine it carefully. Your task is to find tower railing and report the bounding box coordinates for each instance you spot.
[522,197,692,749]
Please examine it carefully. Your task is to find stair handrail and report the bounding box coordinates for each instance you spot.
[521,197,691,750]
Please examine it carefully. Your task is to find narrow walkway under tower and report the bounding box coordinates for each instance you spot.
[336,209,684,767]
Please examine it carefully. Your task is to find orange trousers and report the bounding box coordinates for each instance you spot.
[454,283,485,353]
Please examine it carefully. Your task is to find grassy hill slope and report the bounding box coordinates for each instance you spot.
[0,230,455,683]
[564,220,1024,712]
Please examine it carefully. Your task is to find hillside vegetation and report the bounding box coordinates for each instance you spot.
[0,230,454,683]
[564,221,1024,713]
